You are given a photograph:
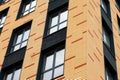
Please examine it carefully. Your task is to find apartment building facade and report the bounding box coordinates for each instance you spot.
[0,0,120,80]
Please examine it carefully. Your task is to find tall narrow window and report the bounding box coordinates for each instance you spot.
[41,48,65,80]
[47,9,68,35]
[9,21,32,53]
[17,0,37,18]
[0,8,9,33]
[117,15,120,34]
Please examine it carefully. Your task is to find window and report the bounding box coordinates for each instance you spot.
[101,0,110,14]
[115,0,120,11]
[0,8,9,33]
[117,15,120,34]
[4,68,21,80]
[47,9,68,35]
[103,27,111,48]
[9,22,31,53]
[41,48,65,80]
[105,67,114,80]
[0,0,9,4]
[104,59,115,80]
[11,28,30,52]
[17,0,37,18]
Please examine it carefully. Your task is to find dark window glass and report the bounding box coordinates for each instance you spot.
[17,0,37,18]
[103,27,111,48]
[117,15,120,34]
[0,0,9,5]
[101,0,110,15]
[115,0,120,11]
[0,8,9,33]
[47,9,68,35]
[41,48,65,80]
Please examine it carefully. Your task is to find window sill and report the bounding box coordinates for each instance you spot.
[52,74,64,80]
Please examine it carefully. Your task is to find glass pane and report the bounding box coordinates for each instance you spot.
[60,10,68,23]
[49,26,58,34]
[25,4,30,11]
[23,30,30,41]
[16,34,22,44]
[45,55,54,71]
[0,19,1,22]
[13,44,20,51]
[1,16,6,24]
[54,66,64,78]
[55,49,65,67]
[0,24,3,28]
[51,16,58,27]
[31,0,36,8]
[23,11,29,16]
[59,21,67,30]
[30,7,35,12]
[13,69,21,80]
[21,41,27,48]
[5,0,9,2]
[6,73,13,80]
[43,71,52,80]
[101,0,107,13]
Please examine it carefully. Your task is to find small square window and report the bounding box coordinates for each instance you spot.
[41,48,65,80]
[0,8,9,34]
[17,0,37,18]
[47,9,68,35]
[9,21,32,53]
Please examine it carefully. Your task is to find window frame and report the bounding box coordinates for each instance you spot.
[100,0,111,17]
[7,21,32,54]
[0,8,9,34]
[40,46,65,80]
[47,8,68,35]
[10,28,30,53]
[104,59,116,80]
[21,0,36,16]
[17,0,37,19]
[4,68,21,80]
